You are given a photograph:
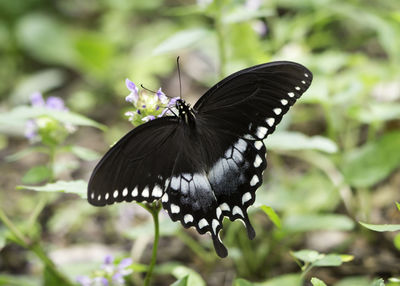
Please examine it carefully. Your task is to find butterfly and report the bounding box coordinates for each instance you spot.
[87,61,313,258]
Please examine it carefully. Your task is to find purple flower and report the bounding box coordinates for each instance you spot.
[125,79,139,104]
[112,273,124,284]
[118,258,132,269]
[76,275,92,286]
[24,120,37,140]
[168,97,179,107]
[142,115,155,122]
[156,88,168,104]
[124,111,135,122]
[46,96,67,111]
[30,92,45,107]
[104,255,114,265]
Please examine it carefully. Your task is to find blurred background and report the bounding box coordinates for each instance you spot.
[1,0,400,285]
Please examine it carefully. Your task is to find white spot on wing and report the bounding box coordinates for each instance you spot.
[198,218,208,229]
[216,207,222,219]
[302,80,306,84]
[232,206,244,217]
[254,154,262,168]
[266,118,275,127]
[90,192,94,199]
[273,108,282,115]
[281,99,288,105]
[184,214,193,224]
[113,190,118,198]
[242,192,252,204]
[161,193,169,203]
[254,141,263,150]
[105,193,109,200]
[305,73,309,78]
[256,126,268,138]
[97,194,101,201]
[142,186,149,197]
[243,134,255,140]
[219,203,230,212]
[212,219,219,233]
[131,186,138,197]
[295,86,301,91]
[288,92,295,97]
[250,174,259,186]
[152,185,163,198]
[122,188,128,197]
[171,204,180,214]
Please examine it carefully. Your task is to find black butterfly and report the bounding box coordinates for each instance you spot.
[88,61,313,258]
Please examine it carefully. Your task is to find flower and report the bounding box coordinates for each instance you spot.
[76,255,133,286]
[142,115,156,122]
[156,88,168,105]
[24,119,37,140]
[125,79,139,105]
[46,96,67,111]
[30,91,45,107]
[24,91,73,144]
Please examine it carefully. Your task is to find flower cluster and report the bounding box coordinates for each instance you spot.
[25,92,75,145]
[76,255,133,286]
[124,79,179,126]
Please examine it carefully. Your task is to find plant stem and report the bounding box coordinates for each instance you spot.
[0,207,73,285]
[215,0,227,79]
[142,202,161,286]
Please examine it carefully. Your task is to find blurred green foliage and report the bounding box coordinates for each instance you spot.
[1,0,400,285]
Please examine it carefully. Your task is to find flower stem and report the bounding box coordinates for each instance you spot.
[141,202,161,286]
[215,0,227,79]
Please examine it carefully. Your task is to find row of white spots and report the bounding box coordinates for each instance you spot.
[92,184,165,202]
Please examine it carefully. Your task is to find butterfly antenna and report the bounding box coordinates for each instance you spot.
[140,84,157,93]
[177,56,182,100]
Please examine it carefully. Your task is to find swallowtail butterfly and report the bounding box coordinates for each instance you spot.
[88,61,313,257]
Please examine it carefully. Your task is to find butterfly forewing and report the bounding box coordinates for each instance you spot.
[88,118,180,206]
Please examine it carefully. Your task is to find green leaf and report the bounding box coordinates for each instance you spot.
[394,233,400,251]
[396,202,400,212]
[64,145,100,161]
[260,205,281,229]
[153,28,212,55]
[171,276,189,286]
[311,277,327,286]
[266,132,338,153]
[342,131,400,188]
[234,278,255,286]
[0,106,106,131]
[257,273,302,286]
[0,274,40,286]
[171,266,206,286]
[6,146,47,162]
[313,254,343,267]
[371,278,385,286]
[22,166,52,184]
[284,214,355,232]
[359,222,400,232]
[292,249,323,263]
[17,180,87,199]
